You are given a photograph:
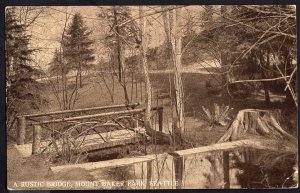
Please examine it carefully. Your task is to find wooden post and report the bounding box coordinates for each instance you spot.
[134,114,139,129]
[174,156,184,189]
[223,151,230,189]
[17,116,26,145]
[146,160,152,189]
[158,108,163,132]
[132,106,139,129]
[32,125,42,154]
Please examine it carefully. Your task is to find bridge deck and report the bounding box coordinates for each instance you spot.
[14,128,149,157]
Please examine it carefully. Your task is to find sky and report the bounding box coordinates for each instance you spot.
[11,6,207,70]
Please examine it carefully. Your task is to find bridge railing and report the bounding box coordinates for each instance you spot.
[16,103,141,145]
[16,103,164,156]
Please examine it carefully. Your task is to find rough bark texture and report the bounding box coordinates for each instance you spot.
[170,7,185,134]
[162,7,185,134]
[137,7,171,145]
[218,109,297,143]
[114,6,129,104]
[139,6,152,132]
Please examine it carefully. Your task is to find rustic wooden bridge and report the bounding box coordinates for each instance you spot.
[15,103,164,157]
[13,103,297,189]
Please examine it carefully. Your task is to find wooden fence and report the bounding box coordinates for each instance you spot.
[49,138,296,189]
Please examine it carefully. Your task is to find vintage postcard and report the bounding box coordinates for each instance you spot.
[6,5,297,190]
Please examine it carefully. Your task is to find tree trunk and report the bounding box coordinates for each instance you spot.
[220,51,228,86]
[113,6,129,104]
[78,44,83,88]
[61,55,68,110]
[79,66,82,88]
[122,74,130,104]
[218,109,297,143]
[114,6,122,82]
[170,8,185,134]
[139,6,152,131]
[112,72,115,103]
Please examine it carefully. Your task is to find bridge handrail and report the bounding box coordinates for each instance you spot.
[16,105,163,145]
[17,103,140,118]
[32,108,144,125]
[32,106,163,125]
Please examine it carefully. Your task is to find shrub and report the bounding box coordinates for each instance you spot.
[199,103,233,129]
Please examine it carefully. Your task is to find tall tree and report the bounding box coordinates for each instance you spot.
[139,6,152,131]
[163,6,185,134]
[46,12,94,110]
[6,7,44,135]
[98,6,139,104]
[64,13,95,88]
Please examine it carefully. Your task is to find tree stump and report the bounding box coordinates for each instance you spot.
[218,109,297,143]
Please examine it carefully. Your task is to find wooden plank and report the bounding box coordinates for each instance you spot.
[50,154,160,174]
[19,103,140,118]
[169,139,296,157]
[31,106,163,125]
[33,108,145,124]
[168,140,251,157]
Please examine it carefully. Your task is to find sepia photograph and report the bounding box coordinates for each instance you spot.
[5,5,297,190]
